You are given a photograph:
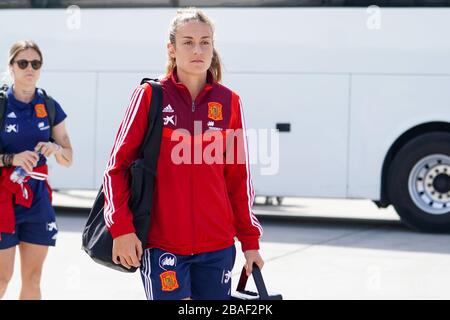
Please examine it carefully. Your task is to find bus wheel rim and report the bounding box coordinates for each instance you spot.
[408,154,450,215]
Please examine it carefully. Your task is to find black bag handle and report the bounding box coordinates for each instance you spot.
[237,263,269,299]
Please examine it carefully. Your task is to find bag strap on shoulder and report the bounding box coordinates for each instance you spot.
[0,85,8,154]
[0,85,57,153]
[0,86,56,137]
[0,85,8,129]
[37,88,56,141]
[139,78,163,165]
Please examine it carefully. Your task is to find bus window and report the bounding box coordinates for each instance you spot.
[180,0,450,6]
[344,0,450,6]
[58,0,173,8]
[0,0,173,8]
[179,0,324,7]
[1,0,449,7]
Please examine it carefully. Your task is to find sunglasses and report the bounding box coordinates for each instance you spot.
[13,59,42,70]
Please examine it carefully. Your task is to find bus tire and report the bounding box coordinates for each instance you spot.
[387,132,450,232]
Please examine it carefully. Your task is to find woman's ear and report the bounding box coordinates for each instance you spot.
[8,65,14,79]
[167,42,175,59]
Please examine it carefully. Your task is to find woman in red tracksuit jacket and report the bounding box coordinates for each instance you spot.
[103,8,264,300]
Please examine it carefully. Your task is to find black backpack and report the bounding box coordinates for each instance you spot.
[82,79,163,273]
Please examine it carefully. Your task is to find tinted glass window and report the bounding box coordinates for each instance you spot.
[1,0,449,8]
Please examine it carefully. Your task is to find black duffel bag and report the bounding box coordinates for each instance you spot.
[82,79,163,273]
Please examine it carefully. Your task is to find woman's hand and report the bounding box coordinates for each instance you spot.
[112,233,143,269]
[34,141,60,158]
[244,250,264,277]
[12,151,39,173]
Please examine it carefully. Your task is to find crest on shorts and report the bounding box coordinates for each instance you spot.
[35,104,47,118]
[160,270,179,292]
[208,102,223,121]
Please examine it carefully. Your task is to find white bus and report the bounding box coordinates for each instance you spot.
[1,0,450,232]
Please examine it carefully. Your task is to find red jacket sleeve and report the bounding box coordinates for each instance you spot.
[103,84,152,239]
[225,92,263,252]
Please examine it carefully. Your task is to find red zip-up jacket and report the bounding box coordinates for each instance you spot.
[103,69,262,255]
[0,165,51,234]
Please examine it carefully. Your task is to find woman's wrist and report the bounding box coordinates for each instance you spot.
[53,143,62,155]
[1,153,15,167]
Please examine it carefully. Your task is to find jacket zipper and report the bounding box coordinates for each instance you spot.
[190,99,196,255]
[181,83,209,255]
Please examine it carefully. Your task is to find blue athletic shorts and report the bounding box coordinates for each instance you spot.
[0,220,58,249]
[140,245,236,300]
[0,180,58,249]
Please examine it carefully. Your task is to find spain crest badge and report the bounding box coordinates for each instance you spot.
[160,270,179,292]
[208,102,223,121]
[34,104,47,118]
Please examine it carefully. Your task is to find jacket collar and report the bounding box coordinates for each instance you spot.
[169,67,214,91]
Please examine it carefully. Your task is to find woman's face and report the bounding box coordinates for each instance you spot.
[168,20,214,77]
[9,48,42,87]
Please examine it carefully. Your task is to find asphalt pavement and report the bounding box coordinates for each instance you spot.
[3,193,450,300]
